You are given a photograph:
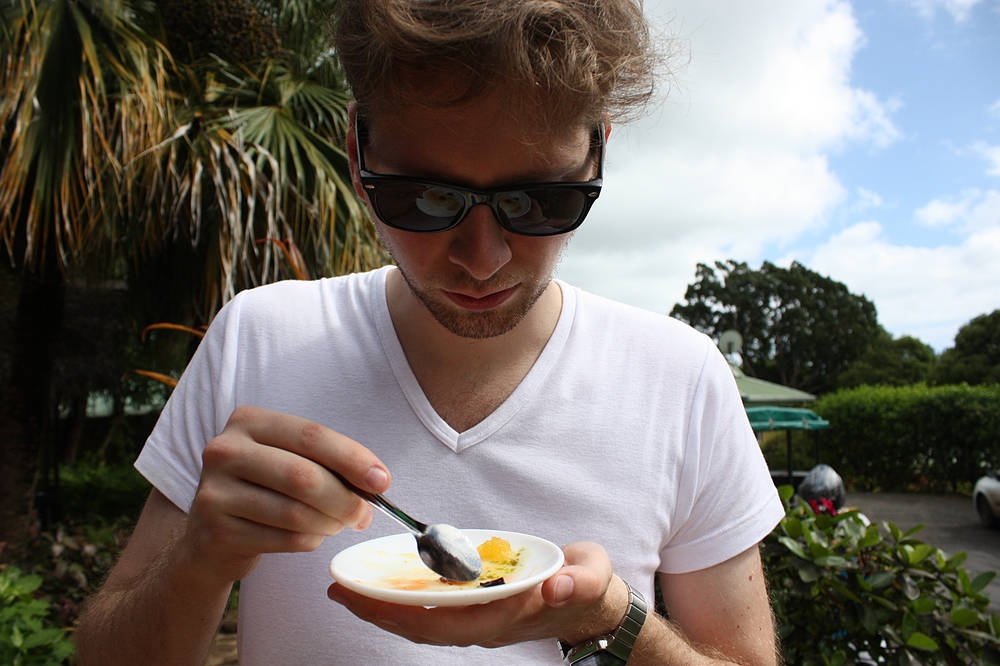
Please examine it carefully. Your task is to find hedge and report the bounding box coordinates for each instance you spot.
[812,384,1000,491]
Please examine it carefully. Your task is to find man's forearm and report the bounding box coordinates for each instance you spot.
[75,533,233,666]
[628,610,779,666]
[556,572,777,666]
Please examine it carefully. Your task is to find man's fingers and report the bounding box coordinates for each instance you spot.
[541,542,614,608]
[225,405,391,494]
[206,441,372,531]
[327,583,524,647]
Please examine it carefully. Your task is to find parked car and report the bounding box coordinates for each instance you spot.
[973,470,1000,528]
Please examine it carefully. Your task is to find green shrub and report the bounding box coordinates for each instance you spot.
[15,520,133,628]
[761,429,826,473]
[0,566,75,666]
[763,486,1000,665]
[813,384,1000,491]
[58,461,150,524]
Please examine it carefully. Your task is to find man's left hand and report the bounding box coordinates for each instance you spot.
[327,541,627,648]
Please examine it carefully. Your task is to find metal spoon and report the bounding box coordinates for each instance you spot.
[334,473,483,582]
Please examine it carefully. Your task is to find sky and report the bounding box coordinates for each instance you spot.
[555,0,1000,352]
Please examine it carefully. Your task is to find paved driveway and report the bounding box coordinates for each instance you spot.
[848,492,1000,614]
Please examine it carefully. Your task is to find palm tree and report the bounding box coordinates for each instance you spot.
[128,0,386,318]
[0,0,387,553]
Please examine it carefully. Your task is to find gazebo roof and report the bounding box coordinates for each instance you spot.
[730,364,817,405]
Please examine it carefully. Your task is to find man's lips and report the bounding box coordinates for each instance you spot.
[443,285,519,311]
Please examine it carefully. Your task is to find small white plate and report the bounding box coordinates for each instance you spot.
[329,529,565,607]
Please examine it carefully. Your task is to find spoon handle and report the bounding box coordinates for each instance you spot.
[331,471,427,535]
[366,493,428,536]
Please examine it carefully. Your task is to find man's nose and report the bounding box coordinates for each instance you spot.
[446,203,512,280]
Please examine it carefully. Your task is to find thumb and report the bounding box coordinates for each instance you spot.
[541,542,613,608]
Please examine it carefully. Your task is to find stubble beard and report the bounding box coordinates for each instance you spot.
[393,263,551,339]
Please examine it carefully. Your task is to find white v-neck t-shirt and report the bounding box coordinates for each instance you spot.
[135,266,783,665]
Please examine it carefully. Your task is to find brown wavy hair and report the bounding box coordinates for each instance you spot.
[333,0,661,130]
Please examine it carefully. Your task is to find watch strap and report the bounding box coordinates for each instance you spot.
[561,580,648,665]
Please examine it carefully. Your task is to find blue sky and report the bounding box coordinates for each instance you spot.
[556,0,1000,352]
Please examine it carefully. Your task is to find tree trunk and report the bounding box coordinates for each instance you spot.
[0,270,65,560]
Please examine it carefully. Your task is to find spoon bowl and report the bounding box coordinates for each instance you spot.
[333,473,482,582]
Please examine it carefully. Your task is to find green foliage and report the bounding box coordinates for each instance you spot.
[839,332,938,389]
[0,566,75,666]
[671,260,882,394]
[59,462,151,524]
[935,310,1000,387]
[761,429,825,473]
[7,463,139,631]
[0,0,387,549]
[764,486,1000,665]
[813,384,1000,491]
[14,519,132,629]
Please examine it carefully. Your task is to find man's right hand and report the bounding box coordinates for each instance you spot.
[181,405,392,583]
[75,405,389,666]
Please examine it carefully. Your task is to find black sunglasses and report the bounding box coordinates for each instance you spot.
[355,117,604,236]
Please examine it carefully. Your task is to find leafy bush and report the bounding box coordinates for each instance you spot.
[7,463,142,632]
[763,486,1000,665]
[15,520,132,628]
[58,462,150,524]
[813,384,1000,491]
[0,566,75,665]
[761,429,826,474]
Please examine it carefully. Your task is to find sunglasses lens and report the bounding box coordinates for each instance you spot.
[498,188,589,235]
[368,180,594,235]
[371,182,465,232]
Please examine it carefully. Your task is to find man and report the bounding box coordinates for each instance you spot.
[76,1,785,664]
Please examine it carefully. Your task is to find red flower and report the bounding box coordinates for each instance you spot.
[807,497,837,516]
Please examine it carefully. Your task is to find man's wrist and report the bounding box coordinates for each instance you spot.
[558,575,630,647]
[559,577,647,664]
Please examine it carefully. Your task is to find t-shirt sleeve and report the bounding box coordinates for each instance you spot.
[134,296,243,513]
[659,342,785,574]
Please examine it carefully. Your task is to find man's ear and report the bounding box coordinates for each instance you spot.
[346,102,367,202]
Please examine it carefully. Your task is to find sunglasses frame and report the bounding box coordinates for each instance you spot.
[355,116,604,236]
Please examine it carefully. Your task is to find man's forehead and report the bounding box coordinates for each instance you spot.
[362,80,591,138]
[362,104,589,147]
[360,104,595,185]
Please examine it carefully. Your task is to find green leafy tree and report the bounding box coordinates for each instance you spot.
[838,332,938,389]
[0,0,387,554]
[671,260,882,394]
[934,310,1000,386]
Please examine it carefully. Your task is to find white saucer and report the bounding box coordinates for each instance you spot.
[329,529,565,607]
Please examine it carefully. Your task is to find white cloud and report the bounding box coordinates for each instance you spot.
[856,187,884,212]
[916,189,1000,231]
[990,99,1000,119]
[808,192,1000,350]
[916,198,969,227]
[972,142,1000,176]
[908,0,984,22]
[561,0,900,311]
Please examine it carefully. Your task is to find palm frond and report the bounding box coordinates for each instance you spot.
[2,0,386,318]
[0,0,171,276]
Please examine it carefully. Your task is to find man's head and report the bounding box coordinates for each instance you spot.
[334,0,660,339]
[334,0,658,132]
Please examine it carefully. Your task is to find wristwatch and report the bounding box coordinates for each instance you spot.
[560,581,648,665]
